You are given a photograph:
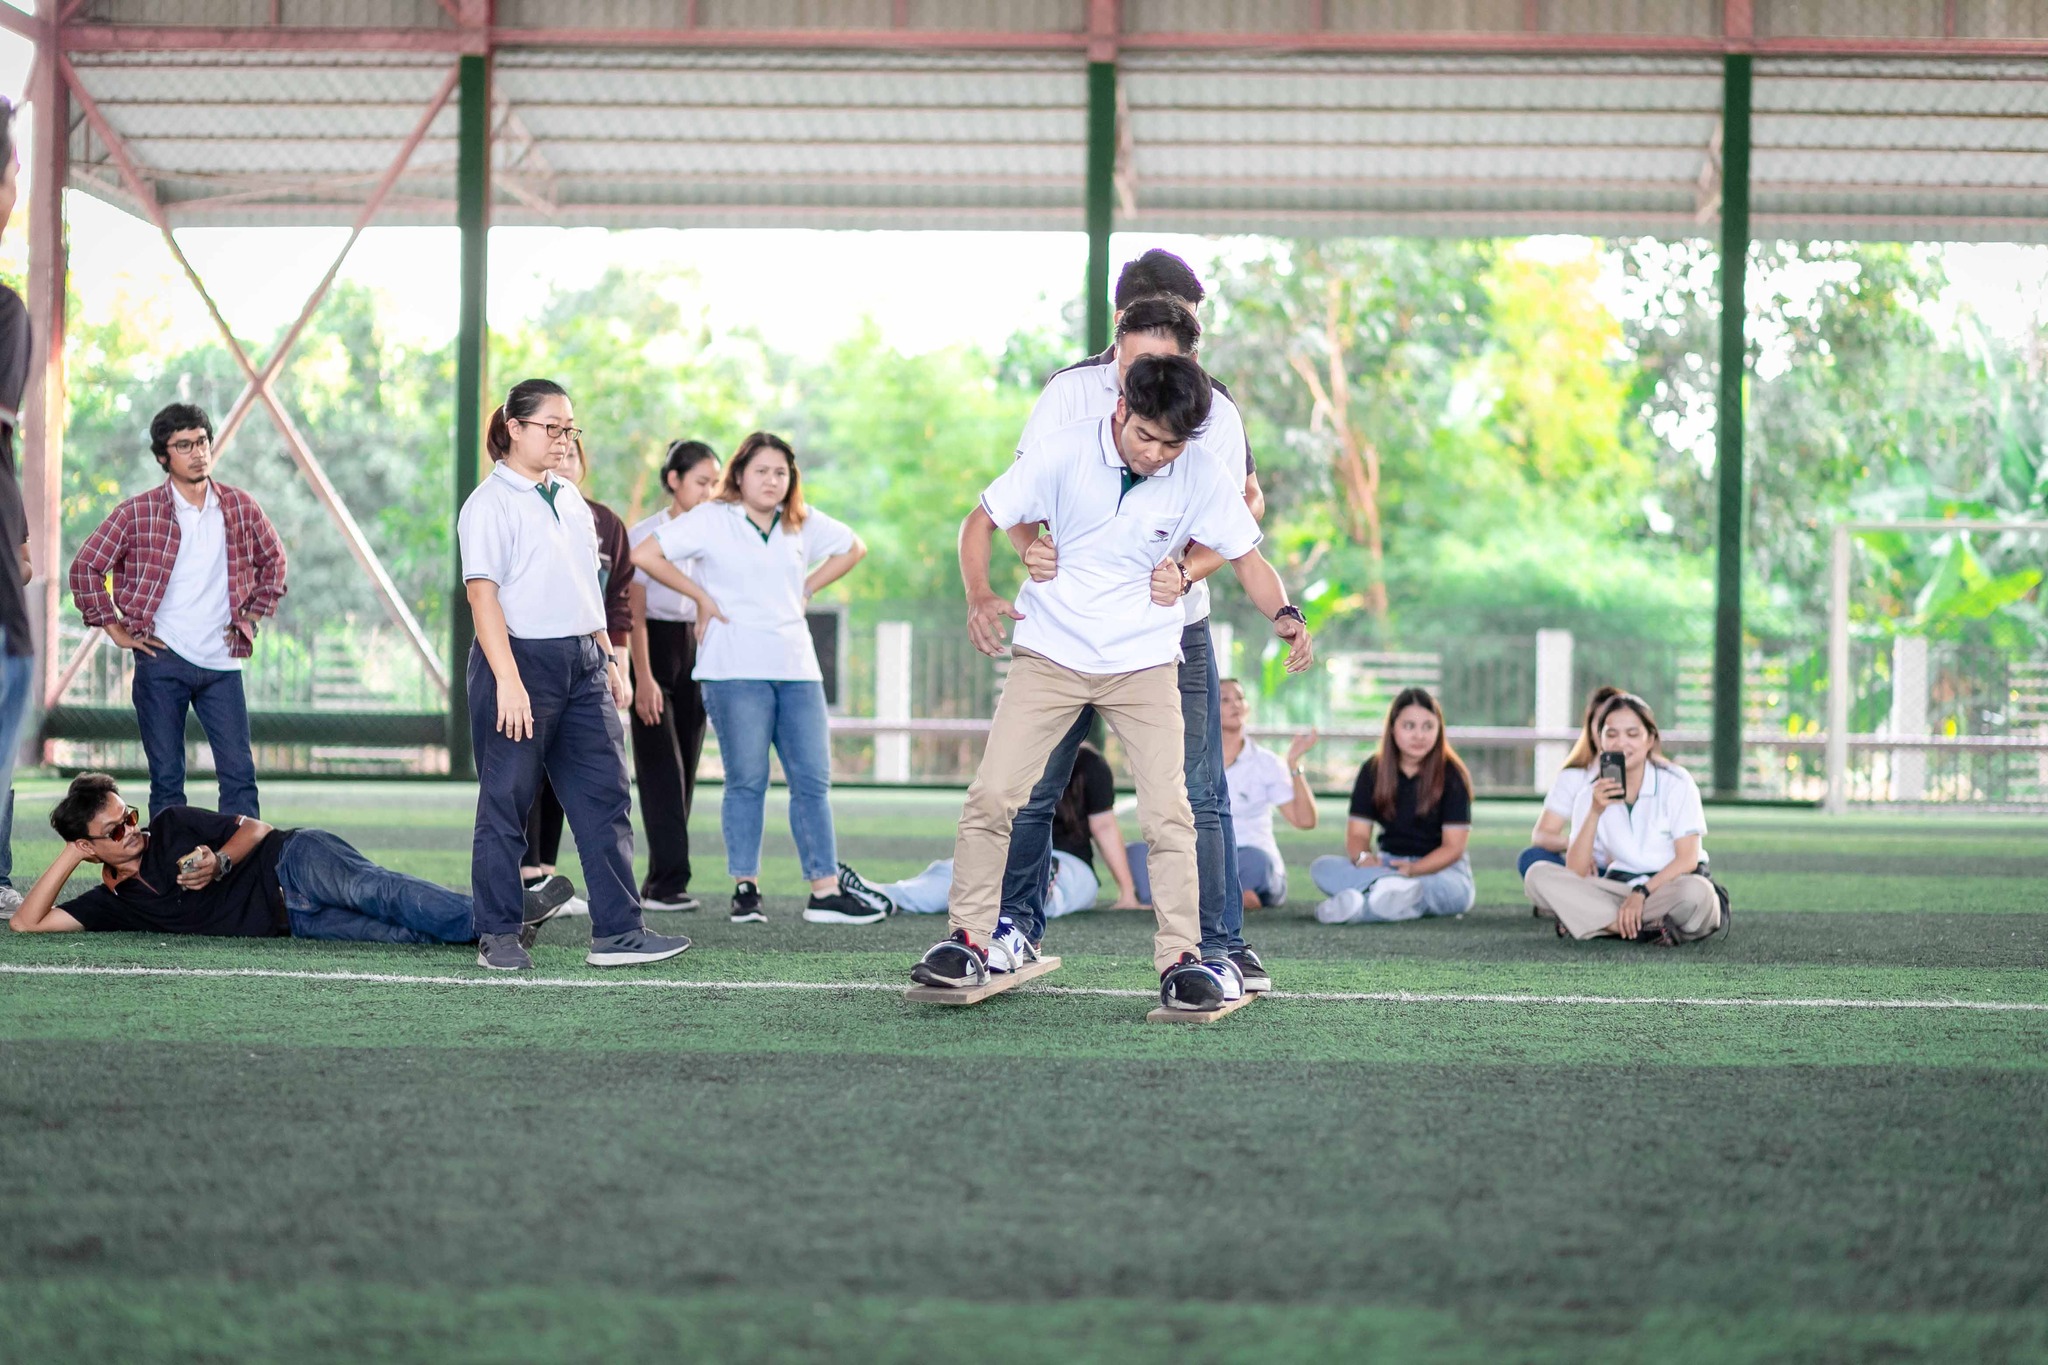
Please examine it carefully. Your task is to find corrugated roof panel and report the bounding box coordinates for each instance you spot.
[494,51,1086,108]
[1129,109,1720,148]
[1119,55,1725,112]
[1757,0,1948,38]
[83,0,447,25]
[513,106,1083,143]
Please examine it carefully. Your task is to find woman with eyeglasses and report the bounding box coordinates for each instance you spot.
[628,431,888,927]
[458,378,690,972]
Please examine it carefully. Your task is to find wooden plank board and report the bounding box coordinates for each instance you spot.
[904,955,1061,1005]
[1147,991,1258,1024]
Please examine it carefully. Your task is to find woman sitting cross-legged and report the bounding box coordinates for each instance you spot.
[1310,687,1476,924]
[1517,683,1624,882]
[1522,692,1724,943]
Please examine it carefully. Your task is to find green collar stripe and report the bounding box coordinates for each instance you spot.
[750,507,782,542]
[534,481,561,522]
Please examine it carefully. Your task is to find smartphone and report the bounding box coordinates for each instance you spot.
[1598,751,1626,788]
[177,850,206,874]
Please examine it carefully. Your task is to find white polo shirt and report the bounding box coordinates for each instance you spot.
[1014,351,1254,629]
[651,499,856,682]
[154,482,238,671]
[458,461,606,640]
[1567,760,1709,877]
[1542,764,1594,820]
[628,508,696,624]
[981,415,1261,675]
[1226,738,1296,876]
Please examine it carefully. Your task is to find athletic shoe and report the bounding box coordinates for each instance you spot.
[1159,952,1226,1012]
[835,862,895,917]
[1230,946,1271,993]
[910,930,988,990]
[803,891,888,926]
[517,875,577,950]
[641,892,701,913]
[1315,888,1367,924]
[986,916,1031,973]
[0,886,22,920]
[557,896,591,918]
[477,932,533,972]
[1202,956,1245,1002]
[730,881,766,924]
[1367,876,1427,919]
[586,928,693,968]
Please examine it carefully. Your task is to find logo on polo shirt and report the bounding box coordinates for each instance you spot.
[1151,528,1171,540]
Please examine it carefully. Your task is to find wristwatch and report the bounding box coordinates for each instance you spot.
[1176,562,1192,598]
[216,852,234,879]
[1274,604,1306,626]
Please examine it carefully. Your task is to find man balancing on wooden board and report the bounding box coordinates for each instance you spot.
[910,353,1313,1011]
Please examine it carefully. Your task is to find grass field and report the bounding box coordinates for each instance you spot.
[4,779,2046,1363]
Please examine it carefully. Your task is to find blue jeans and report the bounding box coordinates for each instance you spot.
[882,849,1100,921]
[1310,854,1476,921]
[131,646,258,819]
[469,637,643,940]
[700,678,837,883]
[1237,846,1286,907]
[0,633,33,890]
[279,829,475,944]
[998,619,1238,953]
[1517,846,1566,877]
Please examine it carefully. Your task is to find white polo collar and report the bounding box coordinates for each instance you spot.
[489,461,556,494]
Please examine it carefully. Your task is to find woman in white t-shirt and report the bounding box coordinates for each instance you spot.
[1523,693,1725,944]
[628,432,887,928]
[624,440,722,913]
[1220,678,1317,908]
[1517,684,1623,881]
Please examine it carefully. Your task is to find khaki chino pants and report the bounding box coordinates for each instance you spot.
[950,648,1199,972]
[1523,861,1721,942]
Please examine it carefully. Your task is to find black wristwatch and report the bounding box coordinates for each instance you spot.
[1176,562,1192,598]
[1274,604,1306,626]
[216,852,235,879]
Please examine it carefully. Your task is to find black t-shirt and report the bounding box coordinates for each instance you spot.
[61,807,295,936]
[0,287,33,657]
[1347,757,1473,858]
[1052,745,1117,869]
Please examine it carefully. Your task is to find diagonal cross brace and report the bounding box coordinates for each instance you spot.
[60,56,452,695]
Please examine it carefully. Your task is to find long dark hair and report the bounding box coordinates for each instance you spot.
[1562,684,1625,770]
[485,378,568,462]
[717,431,809,530]
[1052,744,1103,852]
[1371,686,1470,821]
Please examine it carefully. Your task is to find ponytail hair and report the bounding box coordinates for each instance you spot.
[1562,684,1625,771]
[485,377,569,462]
[662,439,719,492]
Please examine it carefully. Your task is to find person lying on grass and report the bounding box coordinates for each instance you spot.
[8,772,571,946]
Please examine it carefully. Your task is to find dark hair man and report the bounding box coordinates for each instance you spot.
[8,772,570,944]
[67,402,287,819]
[920,354,1312,1012]
[0,98,37,920]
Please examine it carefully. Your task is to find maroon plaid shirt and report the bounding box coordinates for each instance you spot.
[68,479,287,659]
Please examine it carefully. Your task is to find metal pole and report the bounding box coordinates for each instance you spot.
[22,13,68,727]
[1824,524,1850,816]
[1710,52,1751,798]
[1083,58,1116,354]
[449,50,490,779]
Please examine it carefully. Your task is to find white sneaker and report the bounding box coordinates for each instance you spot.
[1202,957,1245,1002]
[0,886,21,920]
[558,896,591,919]
[1315,888,1366,924]
[1367,877,1427,920]
[986,917,1030,974]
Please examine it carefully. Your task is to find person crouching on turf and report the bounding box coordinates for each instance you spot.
[1310,687,1477,924]
[8,772,573,945]
[916,353,1313,1011]
[1523,693,1725,944]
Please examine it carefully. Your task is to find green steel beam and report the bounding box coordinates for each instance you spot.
[1084,59,1116,354]
[1711,53,1752,798]
[449,51,490,779]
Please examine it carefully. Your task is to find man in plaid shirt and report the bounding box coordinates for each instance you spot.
[68,404,287,819]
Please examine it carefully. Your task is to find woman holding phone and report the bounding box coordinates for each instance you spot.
[459,378,691,972]
[1308,687,1476,924]
[627,431,888,927]
[626,439,722,913]
[1522,692,1723,943]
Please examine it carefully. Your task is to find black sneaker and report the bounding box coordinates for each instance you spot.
[803,890,888,926]
[641,891,701,913]
[730,881,766,924]
[518,874,577,950]
[1160,952,1226,1012]
[835,862,895,917]
[1229,946,1272,993]
[910,930,988,990]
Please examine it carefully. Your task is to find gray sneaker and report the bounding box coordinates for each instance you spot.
[477,932,533,972]
[586,928,692,969]
[0,886,22,920]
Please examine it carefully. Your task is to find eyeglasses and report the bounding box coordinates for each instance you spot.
[166,436,212,456]
[513,418,583,444]
[93,805,139,842]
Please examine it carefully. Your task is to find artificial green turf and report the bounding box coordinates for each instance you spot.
[4,781,2046,1363]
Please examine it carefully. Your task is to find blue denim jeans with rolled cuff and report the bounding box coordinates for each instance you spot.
[1310,853,1476,921]
[699,678,838,883]
[1517,846,1566,877]
[468,636,644,941]
[131,645,259,820]
[997,618,1235,954]
[279,829,475,944]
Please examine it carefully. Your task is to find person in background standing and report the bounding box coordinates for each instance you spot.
[626,440,721,913]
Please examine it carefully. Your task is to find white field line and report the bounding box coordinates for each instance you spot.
[2,963,2046,1013]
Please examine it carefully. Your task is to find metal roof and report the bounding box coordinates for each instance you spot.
[42,1,2048,241]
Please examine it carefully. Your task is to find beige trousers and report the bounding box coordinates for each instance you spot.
[1523,862,1722,942]
[950,648,1198,972]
